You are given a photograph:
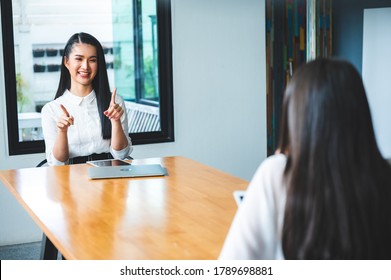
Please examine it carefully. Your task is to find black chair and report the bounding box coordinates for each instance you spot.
[36,158,63,260]
[36,159,47,168]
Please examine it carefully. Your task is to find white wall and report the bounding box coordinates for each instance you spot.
[362,7,391,159]
[133,0,267,179]
[0,0,266,245]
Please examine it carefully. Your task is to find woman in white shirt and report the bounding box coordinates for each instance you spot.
[41,32,132,165]
[220,58,391,259]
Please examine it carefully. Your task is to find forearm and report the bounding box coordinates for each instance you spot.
[111,120,129,151]
[52,131,70,162]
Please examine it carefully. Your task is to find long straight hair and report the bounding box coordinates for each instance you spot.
[55,32,112,139]
[279,58,391,259]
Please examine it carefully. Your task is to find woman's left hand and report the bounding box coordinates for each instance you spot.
[104,88,124,121]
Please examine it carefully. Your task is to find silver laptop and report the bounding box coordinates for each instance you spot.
[88,164,167,179]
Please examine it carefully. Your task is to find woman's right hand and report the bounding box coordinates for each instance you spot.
[57,104,74,132]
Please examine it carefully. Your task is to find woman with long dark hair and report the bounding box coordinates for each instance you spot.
[219,58,391,259]
[41,32,132,165]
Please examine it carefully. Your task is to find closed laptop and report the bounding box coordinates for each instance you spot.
[88,164,167,179]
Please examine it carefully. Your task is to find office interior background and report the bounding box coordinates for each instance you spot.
[1,0,390,247]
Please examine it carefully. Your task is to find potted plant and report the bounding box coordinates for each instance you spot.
[113,45,121,55]
[47,64,60,72]
[32,48,45,57]
[106,62,114,69]
[33,64,46,72]
[16,73,30,112]
[46,48,58,56]
[103,46,110,54]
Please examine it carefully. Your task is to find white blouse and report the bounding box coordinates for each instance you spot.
[219,154,287,259]
[41,90,133,166]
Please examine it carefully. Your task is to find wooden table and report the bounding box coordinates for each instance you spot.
[0,156,248,260]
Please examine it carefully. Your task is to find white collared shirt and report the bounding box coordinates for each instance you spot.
[219,154,287,259]
[41,90,133,166]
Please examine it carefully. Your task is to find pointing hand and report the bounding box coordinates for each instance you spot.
[57,104,74,131]
[104,88,124,121]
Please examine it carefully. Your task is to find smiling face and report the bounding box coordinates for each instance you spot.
[64,43,98,94]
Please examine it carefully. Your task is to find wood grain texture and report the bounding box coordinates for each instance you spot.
[0,157,248,260]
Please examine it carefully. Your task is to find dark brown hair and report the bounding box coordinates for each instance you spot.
[55,32,112,139]
[279,58,391,259]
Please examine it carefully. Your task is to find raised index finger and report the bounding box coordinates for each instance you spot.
[110,88,117,105]
[60,104,70,117]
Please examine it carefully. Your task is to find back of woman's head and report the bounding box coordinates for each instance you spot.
[280,58,391,259]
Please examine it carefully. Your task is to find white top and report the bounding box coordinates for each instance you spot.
[41,90,133,166]
[219,154,287,259]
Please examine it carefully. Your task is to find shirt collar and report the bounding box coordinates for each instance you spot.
[65,89,96,105]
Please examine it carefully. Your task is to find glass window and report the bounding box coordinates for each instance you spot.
[1,0,174,155]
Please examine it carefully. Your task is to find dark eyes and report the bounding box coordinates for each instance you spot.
[74,57,97,63]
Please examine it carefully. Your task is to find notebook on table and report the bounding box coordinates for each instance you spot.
[88,164,167,179]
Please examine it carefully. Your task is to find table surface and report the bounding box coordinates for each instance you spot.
[0,156,248,260]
